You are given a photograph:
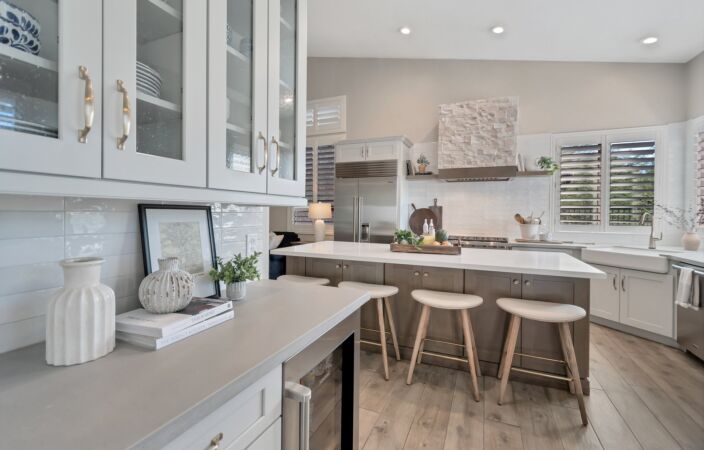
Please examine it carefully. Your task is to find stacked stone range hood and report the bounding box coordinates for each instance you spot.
[438,97,519,181]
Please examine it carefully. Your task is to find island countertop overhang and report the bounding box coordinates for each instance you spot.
[272,241,606,279]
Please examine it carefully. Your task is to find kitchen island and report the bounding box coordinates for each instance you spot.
[272,241,605,392]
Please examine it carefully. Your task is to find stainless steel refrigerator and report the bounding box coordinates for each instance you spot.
[334,161,398,243]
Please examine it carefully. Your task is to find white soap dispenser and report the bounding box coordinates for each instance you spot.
[423,218,429,235]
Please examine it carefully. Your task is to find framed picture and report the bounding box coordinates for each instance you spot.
[138,204,220,298]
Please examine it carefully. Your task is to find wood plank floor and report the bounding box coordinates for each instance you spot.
[358,324,704,450]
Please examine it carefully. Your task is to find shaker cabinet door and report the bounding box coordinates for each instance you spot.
[620,269,674,337]
[208,0,269,192]
[265,0,306,196]
[0,0,102,177]
[103,0,207,187]
[589,264,620,321]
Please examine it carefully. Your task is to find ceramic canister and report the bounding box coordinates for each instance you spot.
[46,257,115,366]
[138,257,194,314]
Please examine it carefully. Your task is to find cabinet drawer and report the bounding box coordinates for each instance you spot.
[165,366,282,450]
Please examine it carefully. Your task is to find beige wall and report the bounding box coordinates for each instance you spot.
[308,57,688,142]
[687,51,704,119]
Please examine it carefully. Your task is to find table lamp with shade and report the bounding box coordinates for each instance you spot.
[308,202,332,242]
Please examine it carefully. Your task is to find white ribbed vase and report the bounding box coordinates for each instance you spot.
[138,257,194,313]
[46,258,115,366]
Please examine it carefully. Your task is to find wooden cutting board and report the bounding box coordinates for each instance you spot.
[408,204,437,235]
[428,198,442,230]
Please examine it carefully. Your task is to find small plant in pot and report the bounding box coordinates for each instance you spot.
[416,154,430,174]
[209,252,261,300]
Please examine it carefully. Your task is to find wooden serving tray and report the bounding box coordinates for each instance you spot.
[390,243,461,255]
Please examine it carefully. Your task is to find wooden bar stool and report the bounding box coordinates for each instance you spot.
[406,289,483,402]
[496,297,588,425]
[337,281,400,380]
[276,274,330,285]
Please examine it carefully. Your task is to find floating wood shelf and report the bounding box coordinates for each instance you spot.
[516,170,552,177]
[406,174,439,180]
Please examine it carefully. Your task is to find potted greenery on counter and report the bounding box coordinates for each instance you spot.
[209,252,261,300]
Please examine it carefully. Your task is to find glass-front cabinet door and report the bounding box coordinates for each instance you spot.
[267,0,305,196]
[0,0,101,177]
[208,0,268,192]
[103,0,206,187]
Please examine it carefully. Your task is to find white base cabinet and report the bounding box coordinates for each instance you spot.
[590,264,674,337]
[164,366,282,450]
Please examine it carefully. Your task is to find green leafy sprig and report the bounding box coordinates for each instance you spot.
[209,252,261,284]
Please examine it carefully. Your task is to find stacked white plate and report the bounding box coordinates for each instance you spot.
[136,61,161,98]
[0,117,58,138]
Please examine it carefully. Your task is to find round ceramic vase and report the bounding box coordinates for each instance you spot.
[682,231,701,251]
[226,281,246,301]
[46,257,115,366]
[138,257,194,313]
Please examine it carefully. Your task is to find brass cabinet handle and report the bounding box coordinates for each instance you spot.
[270,136,280,176]
[257,132,268,174]
[360,146,365,158]
[208,432,223,450]
[621,276,626,292]
[612,275,617,291]
[116,80,131,150]
[78,66,94,143]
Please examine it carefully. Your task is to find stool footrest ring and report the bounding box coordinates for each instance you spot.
[510,366,573,382]
[513,352,567,365]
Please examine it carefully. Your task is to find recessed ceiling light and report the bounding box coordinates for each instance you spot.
[641,36,659,45]
[399,26,411,35]
[491,25,505,35]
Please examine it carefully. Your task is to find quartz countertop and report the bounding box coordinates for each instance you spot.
[0,280,370,450]
[509,240,591,249]
[272,241,605,279]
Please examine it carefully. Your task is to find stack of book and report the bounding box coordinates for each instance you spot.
[116,298,234,350]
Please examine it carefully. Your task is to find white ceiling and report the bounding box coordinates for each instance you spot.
[307,0,704,63]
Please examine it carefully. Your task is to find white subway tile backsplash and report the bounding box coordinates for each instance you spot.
[65,233,141,258]
[0,237,64,268]
[0,212,64,239]
[65,211,139,235]
[0,196,268,354]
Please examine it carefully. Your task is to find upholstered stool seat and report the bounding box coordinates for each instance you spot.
[338,281,399,299]
[412,289,483,310]
[496,298,586,323]
[277,274,330,285]
[407,289,484,402]
[338,281,400,380]
[496,297,588,426]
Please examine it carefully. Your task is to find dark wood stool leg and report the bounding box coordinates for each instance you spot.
[498,315,521,405]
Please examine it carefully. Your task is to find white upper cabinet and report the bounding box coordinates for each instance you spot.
[208,0,306,197]
[103,0,207,187]
[266,0,306,196]
[0,0,102,178]
[335,137,411,163]
[208,0,269,193]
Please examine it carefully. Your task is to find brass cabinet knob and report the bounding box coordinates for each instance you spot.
[343,264,349,269]
[423,272,429,277]
[414,271,420,276]
[513,279,520,285]
[335,264,341,269]
[524,280,531,286]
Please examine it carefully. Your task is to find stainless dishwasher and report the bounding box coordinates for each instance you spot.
[673,262,704,361]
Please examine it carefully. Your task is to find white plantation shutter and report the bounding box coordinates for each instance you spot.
[307,97,346,136]
[293,145,336,224]
[559,143,602,225]
[698,132,704,208]
[609,140,655,226]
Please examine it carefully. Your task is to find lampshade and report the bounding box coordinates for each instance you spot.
[308,202,332,220]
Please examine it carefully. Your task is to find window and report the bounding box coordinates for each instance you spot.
[555,129,660,231]
[292,97,347,226]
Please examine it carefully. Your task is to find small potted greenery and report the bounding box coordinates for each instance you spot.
[535,156,559,174]
[209,252,261,300]
[416,154,430,174]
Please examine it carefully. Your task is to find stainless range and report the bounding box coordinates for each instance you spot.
[449,235,510,249]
